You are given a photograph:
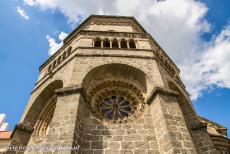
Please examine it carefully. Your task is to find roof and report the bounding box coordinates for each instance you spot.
[198,116,227,130]
[0,131,11,140]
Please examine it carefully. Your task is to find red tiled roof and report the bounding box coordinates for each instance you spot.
[0,131,11,139]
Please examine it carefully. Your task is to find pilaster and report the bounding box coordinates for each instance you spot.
[150,90,198,153]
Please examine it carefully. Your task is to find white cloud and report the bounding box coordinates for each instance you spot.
[46,32,68,55]
[181,25,230,100]
[24,0,36,6]
[25,0,230,100]
[17,6,30,20]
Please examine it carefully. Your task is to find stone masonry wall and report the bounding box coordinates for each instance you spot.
[77,98,160,154]
[151,94,197,154]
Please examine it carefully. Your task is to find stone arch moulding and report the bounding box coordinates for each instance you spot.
[81,60,156,87]
[166,77,219,153]
[9,80,63,152]
[81,63,152,124]
[32,95,57,143]
[23,80,63,127]
[166,77,200,128]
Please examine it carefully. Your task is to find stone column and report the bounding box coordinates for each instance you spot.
[92,40,95,47]
[118,40,121,48]
[148,88,198,154]
[109,39,112,48]
[127,41,130,49]
[44,85,83,154]
[101,41,103,48]
[134,41,138,49]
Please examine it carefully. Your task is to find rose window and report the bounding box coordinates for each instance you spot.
[87,79,145,123]
[100,96,132,120]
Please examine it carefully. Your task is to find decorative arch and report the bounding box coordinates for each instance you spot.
[32,95,57,142]
[82,63,149,123]
[167,78,199,128]
[24,80,63,127]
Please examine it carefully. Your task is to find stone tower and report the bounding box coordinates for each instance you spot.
[7,15,230,154]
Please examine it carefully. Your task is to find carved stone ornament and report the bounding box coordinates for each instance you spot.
[87,79,145,123]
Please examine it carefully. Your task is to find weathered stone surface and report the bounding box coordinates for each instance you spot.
[109,142,120,149]
[121,141,135,149]
[5,15,229,154]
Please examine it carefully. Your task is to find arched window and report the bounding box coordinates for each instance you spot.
[120,39,127,48]
[129,39,136,49]
[94,38,101,47]
[53,60,57,68]
[112,39,119,48]
[57,56,62,64]
[67,46,72,55]
[103,38,110,48]
[63,52,67,59]
[48,65,52,72]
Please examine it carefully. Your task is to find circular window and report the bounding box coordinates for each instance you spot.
[100,96,132,120]
[87,79,145,123]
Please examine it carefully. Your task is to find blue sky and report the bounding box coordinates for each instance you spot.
[0,0,229,137]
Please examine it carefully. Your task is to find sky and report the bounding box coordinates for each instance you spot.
[0,0,229,136]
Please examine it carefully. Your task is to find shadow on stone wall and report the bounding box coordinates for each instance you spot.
[72,95,111,154]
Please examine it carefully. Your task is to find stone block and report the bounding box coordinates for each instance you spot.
[121,141,135,149]
[109,142,120,149]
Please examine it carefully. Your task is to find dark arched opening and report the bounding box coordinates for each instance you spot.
[63,51,67,59]
[120,39,127,48]
[112,39,119,48]
[129,39,136,48]
[94,38,101,47]
[103,38,110,48]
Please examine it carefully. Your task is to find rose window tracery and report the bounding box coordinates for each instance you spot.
[100,95,132,120]
[87,79,145,123]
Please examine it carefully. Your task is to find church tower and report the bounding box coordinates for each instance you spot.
[8,15,229,154]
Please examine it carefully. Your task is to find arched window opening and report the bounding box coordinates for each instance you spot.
[94,38,101,47]
[67,47,72,55]
[63,52,67,59]
[103,39,110,48]
[53,60,57,68]
[129,39,136,49]
[48,65,52,72]
[112,39,119,48]
[57,56,62,64]
[120,39,127,48]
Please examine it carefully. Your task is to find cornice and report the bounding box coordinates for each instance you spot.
[146,87,179,104]
[55,85,83,95]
